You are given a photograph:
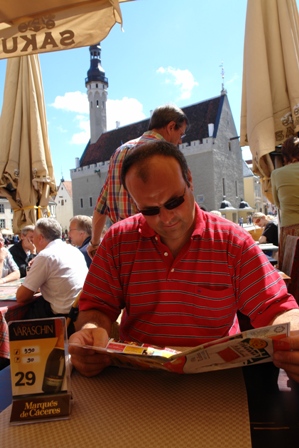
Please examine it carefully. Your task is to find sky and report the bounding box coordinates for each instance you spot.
[0,0,296,184]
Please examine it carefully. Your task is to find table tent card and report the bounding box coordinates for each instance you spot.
[8,317,71,425]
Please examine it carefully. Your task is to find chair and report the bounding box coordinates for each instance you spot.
[281,235,299,304]
[66,290,81,337]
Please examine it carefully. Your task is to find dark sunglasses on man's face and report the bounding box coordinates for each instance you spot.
[137,186,186,216]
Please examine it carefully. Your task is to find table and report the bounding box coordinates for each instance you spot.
[258,243,279,253]
[0,363,299,447]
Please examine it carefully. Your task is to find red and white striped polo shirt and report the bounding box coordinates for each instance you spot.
[80,204,298,346]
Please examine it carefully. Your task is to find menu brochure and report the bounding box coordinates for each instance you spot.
[71,323,289,374]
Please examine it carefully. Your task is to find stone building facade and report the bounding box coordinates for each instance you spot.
[71,94,244,222]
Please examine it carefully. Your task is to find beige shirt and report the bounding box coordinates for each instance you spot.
[271,162,299,227]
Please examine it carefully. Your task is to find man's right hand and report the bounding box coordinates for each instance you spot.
[87,244,98,260]
[69,327,111,376]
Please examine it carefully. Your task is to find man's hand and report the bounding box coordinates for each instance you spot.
[86,244,98,260]
[69,327,111,377]
[26,238,36,254]
[273,333,299,383]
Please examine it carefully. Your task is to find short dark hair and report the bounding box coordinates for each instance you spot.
[148,104,189,131]
[282,136,299,164]
[121,141,191,190]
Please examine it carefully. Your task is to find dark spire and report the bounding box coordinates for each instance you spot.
[85,43,108,87]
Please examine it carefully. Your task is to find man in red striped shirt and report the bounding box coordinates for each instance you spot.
[69,141,299,382]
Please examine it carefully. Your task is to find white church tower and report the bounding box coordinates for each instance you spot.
[85,43,108,144]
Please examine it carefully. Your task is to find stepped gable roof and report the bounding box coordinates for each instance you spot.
[79,95,224,167]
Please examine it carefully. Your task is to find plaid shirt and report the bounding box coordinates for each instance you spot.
[95,131,165,223]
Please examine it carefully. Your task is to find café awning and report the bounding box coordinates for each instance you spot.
[240,0,299,202]
[0,0,132,59]
[0,54,56,232]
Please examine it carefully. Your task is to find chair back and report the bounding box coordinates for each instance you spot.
[281,235,299,303]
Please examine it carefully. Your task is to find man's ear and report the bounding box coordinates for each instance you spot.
[187,169,193,189]
[166,120,176,134]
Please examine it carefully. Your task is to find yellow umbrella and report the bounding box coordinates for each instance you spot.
[0,54,56,232]
[0,0,132,59]
[240,0,299,202]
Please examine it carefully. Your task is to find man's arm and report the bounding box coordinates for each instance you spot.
[75,309,112,334]
[16,284,35,304]
[270,308,299,331]
[87,211,107,259]
[69,309,113,376]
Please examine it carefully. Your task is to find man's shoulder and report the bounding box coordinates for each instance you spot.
[9,242,23,255]
[105,214,150,239]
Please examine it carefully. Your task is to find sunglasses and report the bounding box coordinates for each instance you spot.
[137,186,186,216]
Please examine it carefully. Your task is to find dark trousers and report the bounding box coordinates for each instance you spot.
[23,296,75,337]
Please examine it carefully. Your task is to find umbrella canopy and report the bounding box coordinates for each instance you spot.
[0,54,56,233]
[240,0,299,202]
[0,0,132,59]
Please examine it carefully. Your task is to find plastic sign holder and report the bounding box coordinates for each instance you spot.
[8,317,72,424]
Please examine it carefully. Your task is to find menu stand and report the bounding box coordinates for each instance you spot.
[8,317,72,425]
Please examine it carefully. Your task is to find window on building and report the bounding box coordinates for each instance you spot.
[0,219,5,228]
[222,178,226,197]
[61,200,64,206]
[96,100,99,108]
[80,198,83,208]
[89,197,93,207]
[0,204,4,213]
[235,181,238,197]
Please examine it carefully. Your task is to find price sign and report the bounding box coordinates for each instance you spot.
[8,318,71,424]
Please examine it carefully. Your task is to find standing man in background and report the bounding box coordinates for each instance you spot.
[87,104,189,258]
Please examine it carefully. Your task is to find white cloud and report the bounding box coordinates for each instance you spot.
[50,92,146,144]
[50,91,89,114]
[157,66,198,99]
[70,115,90,144]
[106,97,146,130]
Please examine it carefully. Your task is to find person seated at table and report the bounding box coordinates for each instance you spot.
[252,212,279,264]
[252,212,279,246]
[9,225,36,278]
[68,215,92,268]
[0,231,20,285]
[69,141,299,382]
[16,218,88,333]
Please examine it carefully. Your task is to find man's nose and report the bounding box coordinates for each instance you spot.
[158,206,175,222]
